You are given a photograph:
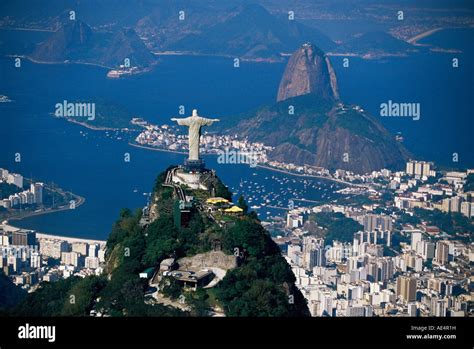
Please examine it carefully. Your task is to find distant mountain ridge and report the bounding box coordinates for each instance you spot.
[31,20,156,68]
[135,2,225,51]
[333,31,417,57]
[168,4,335,59]
[1,2,423,62]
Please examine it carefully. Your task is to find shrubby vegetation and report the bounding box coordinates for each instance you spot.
[13,276,105,316]
[413,208,473,240]
[333,109,385,143]
[215,253,308,316]
[464,174,474,192]
[159,277,182,300]
[0,182,23,199]
[237,195,249,214]
[0,273,26,314]
[6,170,309,317]
[64,99,134,129]
[309,212,363,245]
[11,206,185,317]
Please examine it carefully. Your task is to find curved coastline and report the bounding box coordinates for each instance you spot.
[128,141,365,188]
[6,192,85,222]
[2,192,87,238]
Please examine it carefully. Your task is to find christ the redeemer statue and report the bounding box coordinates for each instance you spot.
[171,109,220,164]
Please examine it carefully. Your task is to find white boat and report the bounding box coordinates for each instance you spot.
[0,95,12,103]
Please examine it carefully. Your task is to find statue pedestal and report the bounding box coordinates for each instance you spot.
[184,158,205,172]
[172,168,208,190]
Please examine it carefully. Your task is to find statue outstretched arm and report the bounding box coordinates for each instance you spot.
[199,117,220,126]
[171,117,192,126]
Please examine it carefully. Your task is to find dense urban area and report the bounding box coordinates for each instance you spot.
[1,147,472,317]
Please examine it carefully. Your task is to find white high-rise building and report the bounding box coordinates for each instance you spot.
[88,244,98,258]
[431,299,447,317]
[435,241,450,265]
[358,214,393,232]
[347,256,360,273]
[306,246,326,269]
[71,242,88,255]
[406,160,434,177]
[414,256,423,272]
[411,231,423,251]
[7,173,23,188]
[287,244,301,264]
[414,162,423,176]
[30,183,44,204]
[286,214,303,228]
[98,249,106,263]
[320,292,334,317]
[346,307,365,317]
[418,240,435,260]
[26,191,35,204]
[7,255,21,272]
[302,237,325,270]
[85,256,100,269]
[0,168,9,180]
[408,302,418,317]
[0,234,9,246]
[450,196,463,213]
[422,162,432,177]
[61,251,83,268]
[39,239,69,259]
[461,201,474,218]
[30,251,42,268]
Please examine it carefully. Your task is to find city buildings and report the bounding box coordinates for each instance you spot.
[0,224,106,289]
[434,241,450,265]
[11,230,36,246]
[273,159,472,317]
[406,160,435,178]
[396,276,417,303]
[0,168,44,208]
[357,214,393,232]
[302,237,326,270]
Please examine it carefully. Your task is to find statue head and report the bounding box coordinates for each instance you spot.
[192,109,198,117]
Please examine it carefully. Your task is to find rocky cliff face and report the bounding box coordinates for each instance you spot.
[229,43,410,174]
[277,43,339,102]
[269,106,409,173]
[32,20,93,62]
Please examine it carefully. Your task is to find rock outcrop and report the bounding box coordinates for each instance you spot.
[229,43,410,174]
[277,43,339,102]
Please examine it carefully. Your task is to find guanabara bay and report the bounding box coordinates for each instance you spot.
[4,109,310,317]
[0,1,472,345]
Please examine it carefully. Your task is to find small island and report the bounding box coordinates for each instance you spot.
[53,99,140,131]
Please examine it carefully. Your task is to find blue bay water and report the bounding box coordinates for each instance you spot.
[0,55,289,239]
[332,28,474,167]
[0,28,472,239]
